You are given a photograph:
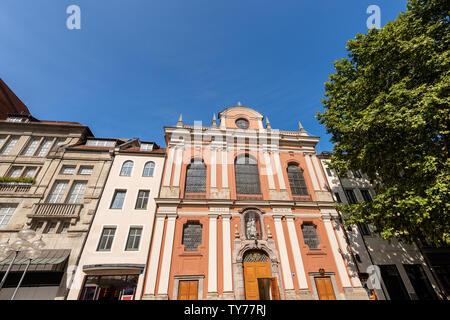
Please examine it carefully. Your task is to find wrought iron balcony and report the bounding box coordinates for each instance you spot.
[0,183,32,193]
[30,203,83,218]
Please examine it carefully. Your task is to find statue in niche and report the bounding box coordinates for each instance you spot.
[246,216,259,240]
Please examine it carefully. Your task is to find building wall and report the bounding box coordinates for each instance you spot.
[0,121,113,300]
[319,157,442,300]
[67,152,165,300]
[141,106,368,300]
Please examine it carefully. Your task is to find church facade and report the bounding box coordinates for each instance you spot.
[141,106,368,300]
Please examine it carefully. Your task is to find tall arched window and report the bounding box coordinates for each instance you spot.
[287,164,308,196]
[184,159,206,194]
[143,161,155,177]
[235,155,261,195]
[120,161,134,176]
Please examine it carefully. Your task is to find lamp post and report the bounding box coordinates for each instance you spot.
[0,229,45,298]
[11,247,42,300]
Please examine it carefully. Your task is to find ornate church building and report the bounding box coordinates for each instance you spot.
[141,106,368,300]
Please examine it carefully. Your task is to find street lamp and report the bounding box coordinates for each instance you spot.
[0,229,46,297]
[10,247,42,300]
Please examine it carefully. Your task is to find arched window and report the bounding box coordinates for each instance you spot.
[143,161,155,177]
[184,159,206,194]
[287,164,308,196]
[120,161,134,176]
[235,155,261,195]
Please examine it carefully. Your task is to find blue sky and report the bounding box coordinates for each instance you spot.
[0,0,407,152]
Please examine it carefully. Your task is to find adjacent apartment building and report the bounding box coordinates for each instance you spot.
[67,139,165,300]
[0,79,123,300]
[140,105,368,300]
[319,151,442,300]
[0,118,117,299]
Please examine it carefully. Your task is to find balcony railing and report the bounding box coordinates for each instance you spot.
[0,183,32,193]
[30,203,83,218]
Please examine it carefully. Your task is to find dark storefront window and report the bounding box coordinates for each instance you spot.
[80,274,139,300]
[433,265,450,297]
[0,271,64,288]
[403,264,438,300]
[379,265,410,300]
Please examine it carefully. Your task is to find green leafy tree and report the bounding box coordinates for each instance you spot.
[317,0,449,245]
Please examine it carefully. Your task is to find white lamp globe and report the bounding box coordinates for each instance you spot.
[17,229,36,241]
[10,239,31,251]
[24,248,41,260]
[31,238,46,250]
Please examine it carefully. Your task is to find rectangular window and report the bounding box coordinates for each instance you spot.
[334,192,342,203]
[78,166,93,175]
[140,143,153,151]
[47,181,69,203]
[31,220,44,233]
[135,190,150,209]
[0,204,17,229]
[360,189,373,202]
[110,190,126,209]
[97,227,116,251]
[44,221,58,234]
[358,222,371,236]
[23,167,37,178]
[22,137,41,156]
[35,138,54,157]
[86,140,116,147]
[403,264,438,300]
[59,221,70,234]
[344,189,358,204]
[326,168,332,177]
[379,265,411,300]
[1,136,19,155]
[353,170,363,178]
[55,138,66,146]
[125,228,142,251]
[66,181,87,204]
[60,166,76,175]
[8,166,23,178]
[301,223,320,249]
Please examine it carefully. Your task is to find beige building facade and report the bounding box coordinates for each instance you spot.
[0,114,117,299]
[67,139,165,300]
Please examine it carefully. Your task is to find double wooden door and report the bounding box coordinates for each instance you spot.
[178,280,199,300]
[243,261,280,300]
[314,277,336,300]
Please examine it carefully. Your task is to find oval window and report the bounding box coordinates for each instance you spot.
[235,118,249,129]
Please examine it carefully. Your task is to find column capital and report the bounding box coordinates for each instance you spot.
[208,213,219,219]
[272,214,284,220]
[222,213,232,219]
[284,215,295,222]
